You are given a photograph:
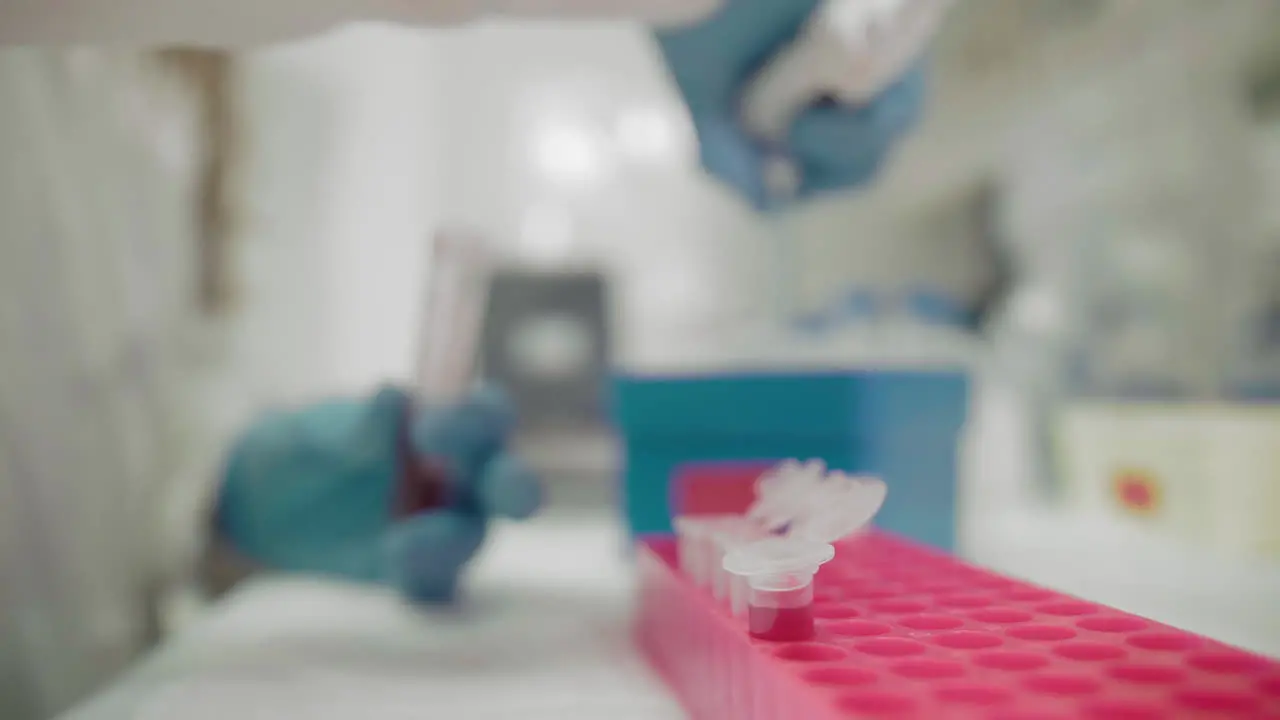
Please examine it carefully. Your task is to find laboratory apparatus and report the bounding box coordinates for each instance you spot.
[395,230,497,517]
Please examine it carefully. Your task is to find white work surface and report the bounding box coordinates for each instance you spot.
[64,507,1280,720]
[66,515,685,720]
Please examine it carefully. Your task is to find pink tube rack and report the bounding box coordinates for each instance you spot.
[636,531,1280,719]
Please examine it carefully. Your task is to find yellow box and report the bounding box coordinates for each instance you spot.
[1057,402,1280,560]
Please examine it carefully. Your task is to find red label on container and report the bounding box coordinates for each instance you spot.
[672,462,774,517]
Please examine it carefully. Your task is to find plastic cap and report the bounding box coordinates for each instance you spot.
[748,459,826,531]
[791,472,888,544]
[748,461,888,543]
[723,536,835,578]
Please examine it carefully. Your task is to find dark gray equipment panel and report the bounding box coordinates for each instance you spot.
[480,270,611,431]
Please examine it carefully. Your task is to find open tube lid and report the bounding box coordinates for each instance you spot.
[728,460,888,577]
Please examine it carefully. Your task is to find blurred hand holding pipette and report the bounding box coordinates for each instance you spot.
[657,0,942,209]
[215,232,542,605]
[744,0,949,323]
[658,0,946,323]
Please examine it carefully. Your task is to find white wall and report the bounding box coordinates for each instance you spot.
[431,21,773,357]
[230,26,446,401]
[230,19,784,398]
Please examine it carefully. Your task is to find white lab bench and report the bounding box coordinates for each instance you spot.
[63,514,686,720]
[63,505,1280,720]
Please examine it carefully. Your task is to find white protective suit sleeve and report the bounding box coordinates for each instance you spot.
[1,0,723,44]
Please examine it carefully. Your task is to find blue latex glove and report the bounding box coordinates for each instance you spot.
[655,0,927,209]
[215,385,542,604]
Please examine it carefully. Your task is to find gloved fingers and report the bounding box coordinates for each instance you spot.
[693,112,886,211]
[785,65,927,169]
[874,63,930,131]
[787,105,895,172]
[291,541,389,585]
[693,114,771,210]
[410,384,516,475]
[350,385,413,462]
[701,0,821,53]
[796,151,890,200]
[690,70,926,211]
[216,391,407,562]
[385,509,488,604]
[476,452,544,521]
[654,0,823,112]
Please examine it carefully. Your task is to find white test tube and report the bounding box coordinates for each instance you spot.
[708,519,767,613]
[744,570,819,642]
[396,231,497,515]
[673,515,741,588]
[730,575,751,618]
[415,230,496,404]
[673,516,709,586]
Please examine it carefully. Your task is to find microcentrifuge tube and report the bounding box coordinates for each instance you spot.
[729,574,750,618]
[709,531,734,601]
[748,579,816,642]
[724,537,834,642]
[725,463,889,641]
[673,516,710,587]
[709,520,767,610]
[674,515,742,588]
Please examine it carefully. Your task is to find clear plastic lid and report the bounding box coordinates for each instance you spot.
[790,471,888,544]
[727,461,889,579]
[749,460,887,544]
[748,459,827,531]
[722,536,835,578]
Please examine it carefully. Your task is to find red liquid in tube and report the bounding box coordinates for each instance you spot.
[393,407,449,517]
[748,603,815,642]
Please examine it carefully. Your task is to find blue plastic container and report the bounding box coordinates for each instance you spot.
[612,369,969,551]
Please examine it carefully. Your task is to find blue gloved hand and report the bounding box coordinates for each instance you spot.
[655,0,927,209]
[215,385,542,604]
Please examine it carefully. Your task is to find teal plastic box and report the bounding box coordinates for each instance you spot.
[612,369,969,551]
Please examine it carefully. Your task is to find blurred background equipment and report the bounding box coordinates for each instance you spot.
[481,268,613,508]
[482,270,610,431]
